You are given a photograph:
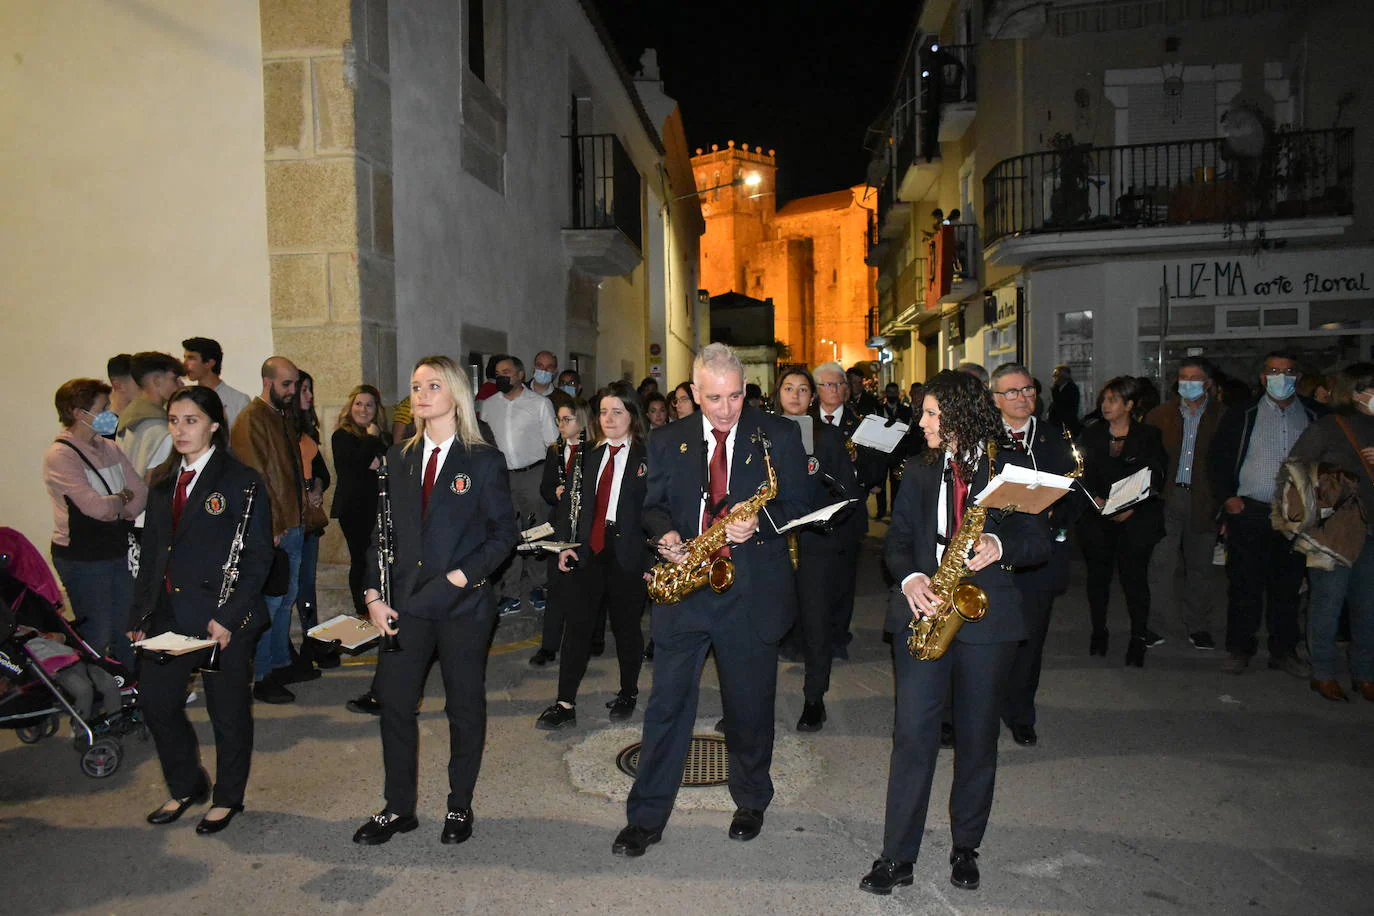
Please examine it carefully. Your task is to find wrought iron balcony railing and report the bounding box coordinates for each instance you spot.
[982,128,1353,246]
[567,133,642,251]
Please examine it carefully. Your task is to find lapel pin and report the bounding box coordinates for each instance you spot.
[679,443,687,454]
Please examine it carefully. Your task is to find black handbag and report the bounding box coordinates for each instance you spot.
[55,440,138,566]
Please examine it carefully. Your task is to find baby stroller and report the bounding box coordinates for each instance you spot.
[0,528,146,777]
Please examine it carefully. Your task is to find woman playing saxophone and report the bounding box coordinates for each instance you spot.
[859,370,1049,897]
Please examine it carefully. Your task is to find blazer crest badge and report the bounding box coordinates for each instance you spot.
[204,492,227,516]
[450,473,472,495]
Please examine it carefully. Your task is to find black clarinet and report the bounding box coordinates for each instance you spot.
[376,456,401,653]
[197,482,258,674]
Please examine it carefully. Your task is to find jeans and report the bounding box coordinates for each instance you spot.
[255,526,303,681]
[51,554,135,670]
[1307,536,1374,682]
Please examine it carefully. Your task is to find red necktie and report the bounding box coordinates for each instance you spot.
[421,446,440,518]
[565,443,578,478]
[1010,430,1027,451]
[703,429,731,558]
[824,413,835,425]
[950,462,969,532]
[589,444,624,554]
[172,468,195,529]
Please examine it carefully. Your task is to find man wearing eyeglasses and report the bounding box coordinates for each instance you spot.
[1209,351,1316,678]
[990,363,1078,746]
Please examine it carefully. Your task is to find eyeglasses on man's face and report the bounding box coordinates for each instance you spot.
[1262,367,1300,377]
[816,381,846,390]
[993,385,1036,400]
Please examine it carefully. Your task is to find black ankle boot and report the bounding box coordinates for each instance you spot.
[1089,630,1109,656]
[1125,636,1146,667]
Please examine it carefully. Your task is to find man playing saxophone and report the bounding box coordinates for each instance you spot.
[860,370,1049,896]
[611,343,810,858]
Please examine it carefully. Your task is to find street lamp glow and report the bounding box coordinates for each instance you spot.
[743,172,762,187]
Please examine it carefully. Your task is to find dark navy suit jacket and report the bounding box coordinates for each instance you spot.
[642,406,811,643]
[366,439,519,620]
[571,439,651,572]
[131,449,273,636]
[1008,418,1082,593]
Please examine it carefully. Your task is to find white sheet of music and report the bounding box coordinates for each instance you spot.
[851,415,909,453]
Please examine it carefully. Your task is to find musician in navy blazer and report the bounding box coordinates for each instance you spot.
[130,386,273,834]
[612,344,810,858]
[353,357,519,848]
[861,371,1049,896]
[536,383,651,730]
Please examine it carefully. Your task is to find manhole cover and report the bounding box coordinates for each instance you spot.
[615,734,730,787]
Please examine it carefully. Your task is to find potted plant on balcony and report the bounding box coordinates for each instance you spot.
[1047,132,1092,228]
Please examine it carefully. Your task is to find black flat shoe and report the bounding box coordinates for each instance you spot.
[606,693,637,721]
[353,811,419,845]
[253,677,295,704]
[859,857,914,895]
[346,691,381,715]
[440,807,473,844]
[535,703,576,730]
[1010,723,1038,746]
[1125,636,1146,668]
[528,649,556,667]
[195,805,244,835]
[950,846,980,890]
[612,823,662,857]
[1089,630,1109,656]
[728,807,764,841]
[796,700,826,732]
[146,782,209,825]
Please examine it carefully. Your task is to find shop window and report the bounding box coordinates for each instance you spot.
[1057,310,1094,398]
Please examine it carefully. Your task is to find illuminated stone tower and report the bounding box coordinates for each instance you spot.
[693,142,778,299]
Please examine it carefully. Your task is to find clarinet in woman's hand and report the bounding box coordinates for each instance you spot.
[376,457,401,653]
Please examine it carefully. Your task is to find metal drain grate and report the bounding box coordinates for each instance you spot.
[616,734,730,787]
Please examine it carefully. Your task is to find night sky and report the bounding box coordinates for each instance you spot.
[594,0,918,205]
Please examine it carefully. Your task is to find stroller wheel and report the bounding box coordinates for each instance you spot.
[16,714,59,744]
[41,714,60,738]
[81,738,122,778]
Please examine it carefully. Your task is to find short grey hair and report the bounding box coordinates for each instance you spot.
[956,362,989,385]
[812,360,845,381]
[990,362,1032,386]
[693,342,744,385]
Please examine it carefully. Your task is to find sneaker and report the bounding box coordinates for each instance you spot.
[497,596,523,617]
[535,703,576,730]
[1188,631,1216,650]
[1144,630,1165,647]
[1221,653,1250,675]
[1268,653,1311,679]
[529,587,547,612]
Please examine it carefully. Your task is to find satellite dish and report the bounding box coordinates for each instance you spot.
[1221,106,1267,160]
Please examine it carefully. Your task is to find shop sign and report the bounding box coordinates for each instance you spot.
[1164,259,1370,302]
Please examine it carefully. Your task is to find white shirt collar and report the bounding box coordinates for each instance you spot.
[180,445,216,477]
[1004,416,1033,435]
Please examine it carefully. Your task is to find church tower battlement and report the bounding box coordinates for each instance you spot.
[692,142,778,308]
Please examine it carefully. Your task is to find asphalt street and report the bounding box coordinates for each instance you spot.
[3,524,1372,915]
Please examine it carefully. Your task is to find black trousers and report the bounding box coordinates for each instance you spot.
[882,640,1017,863]
[375,601,496,815]
[540,554,567,654]
[1080,514,1159,640]
[338,512,375,618]
[1002,587,1056,728]
[1224,499,1304,658]
[826,540,861,651]
[141,626,257,808]
[796,540,856,702]
[556,546,645,704]
[628,588,778,830]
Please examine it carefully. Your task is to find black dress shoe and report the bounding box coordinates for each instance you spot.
[950,846,980,890]
[353,811,419,845]
[528,648,556,667]
[253,676,295,704]
[146,782,209,825]
[728,807,764,841]
[796,700,826,732]
[535,703,576,730]
[280,661,322,684]
[940,721,955,749]
[859,857,914,895]
[606,693,637,721]
[346,691,381,715]
[195,804,244,835]
[440,807,473,844]
[313,651,341,669]
[612,823,662,857]
[1010,723,1038,746]
[1089,629,1109,656]
[1125,636,1146,668]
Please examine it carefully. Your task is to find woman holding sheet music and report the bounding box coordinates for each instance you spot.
[128,386,273,834]
[1076,376,1167,666]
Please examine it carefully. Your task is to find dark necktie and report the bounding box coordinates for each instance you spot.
[703,428,731,557]
[172,468,195,529]
[421,446,440,519]
[589,444,624,554]
[824,413,835,425]
[950,462,970,532]
[565,443,578,478]
[1010,430,1027,451]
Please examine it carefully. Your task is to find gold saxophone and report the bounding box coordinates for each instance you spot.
[647,431,778,604]
[906,441,998,661]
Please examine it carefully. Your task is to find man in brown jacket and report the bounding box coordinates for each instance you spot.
[230,356,307,703]
[1146,357,1225,649]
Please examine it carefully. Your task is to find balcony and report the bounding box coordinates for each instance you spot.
[933,43,976,142]
[880,255,927,335]
[562,134,643,277]
[982,129,1354,266]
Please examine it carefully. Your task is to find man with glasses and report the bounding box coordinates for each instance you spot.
[1209,351,1315,678]
[1146,358,1226,651]
[990,364,1078,746]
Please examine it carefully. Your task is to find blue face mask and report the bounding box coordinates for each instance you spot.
[558,384,577,397]
[1265,374,1297,400]
[532,369,555,386]
[86,409,119,436]
[1177,380,1206,401]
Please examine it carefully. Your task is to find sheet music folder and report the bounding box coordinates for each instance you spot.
[973,465,1075,514]
[134,633,218,655]
[307,615,381,651]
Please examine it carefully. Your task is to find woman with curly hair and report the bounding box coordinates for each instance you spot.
[860,370,1049,897]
